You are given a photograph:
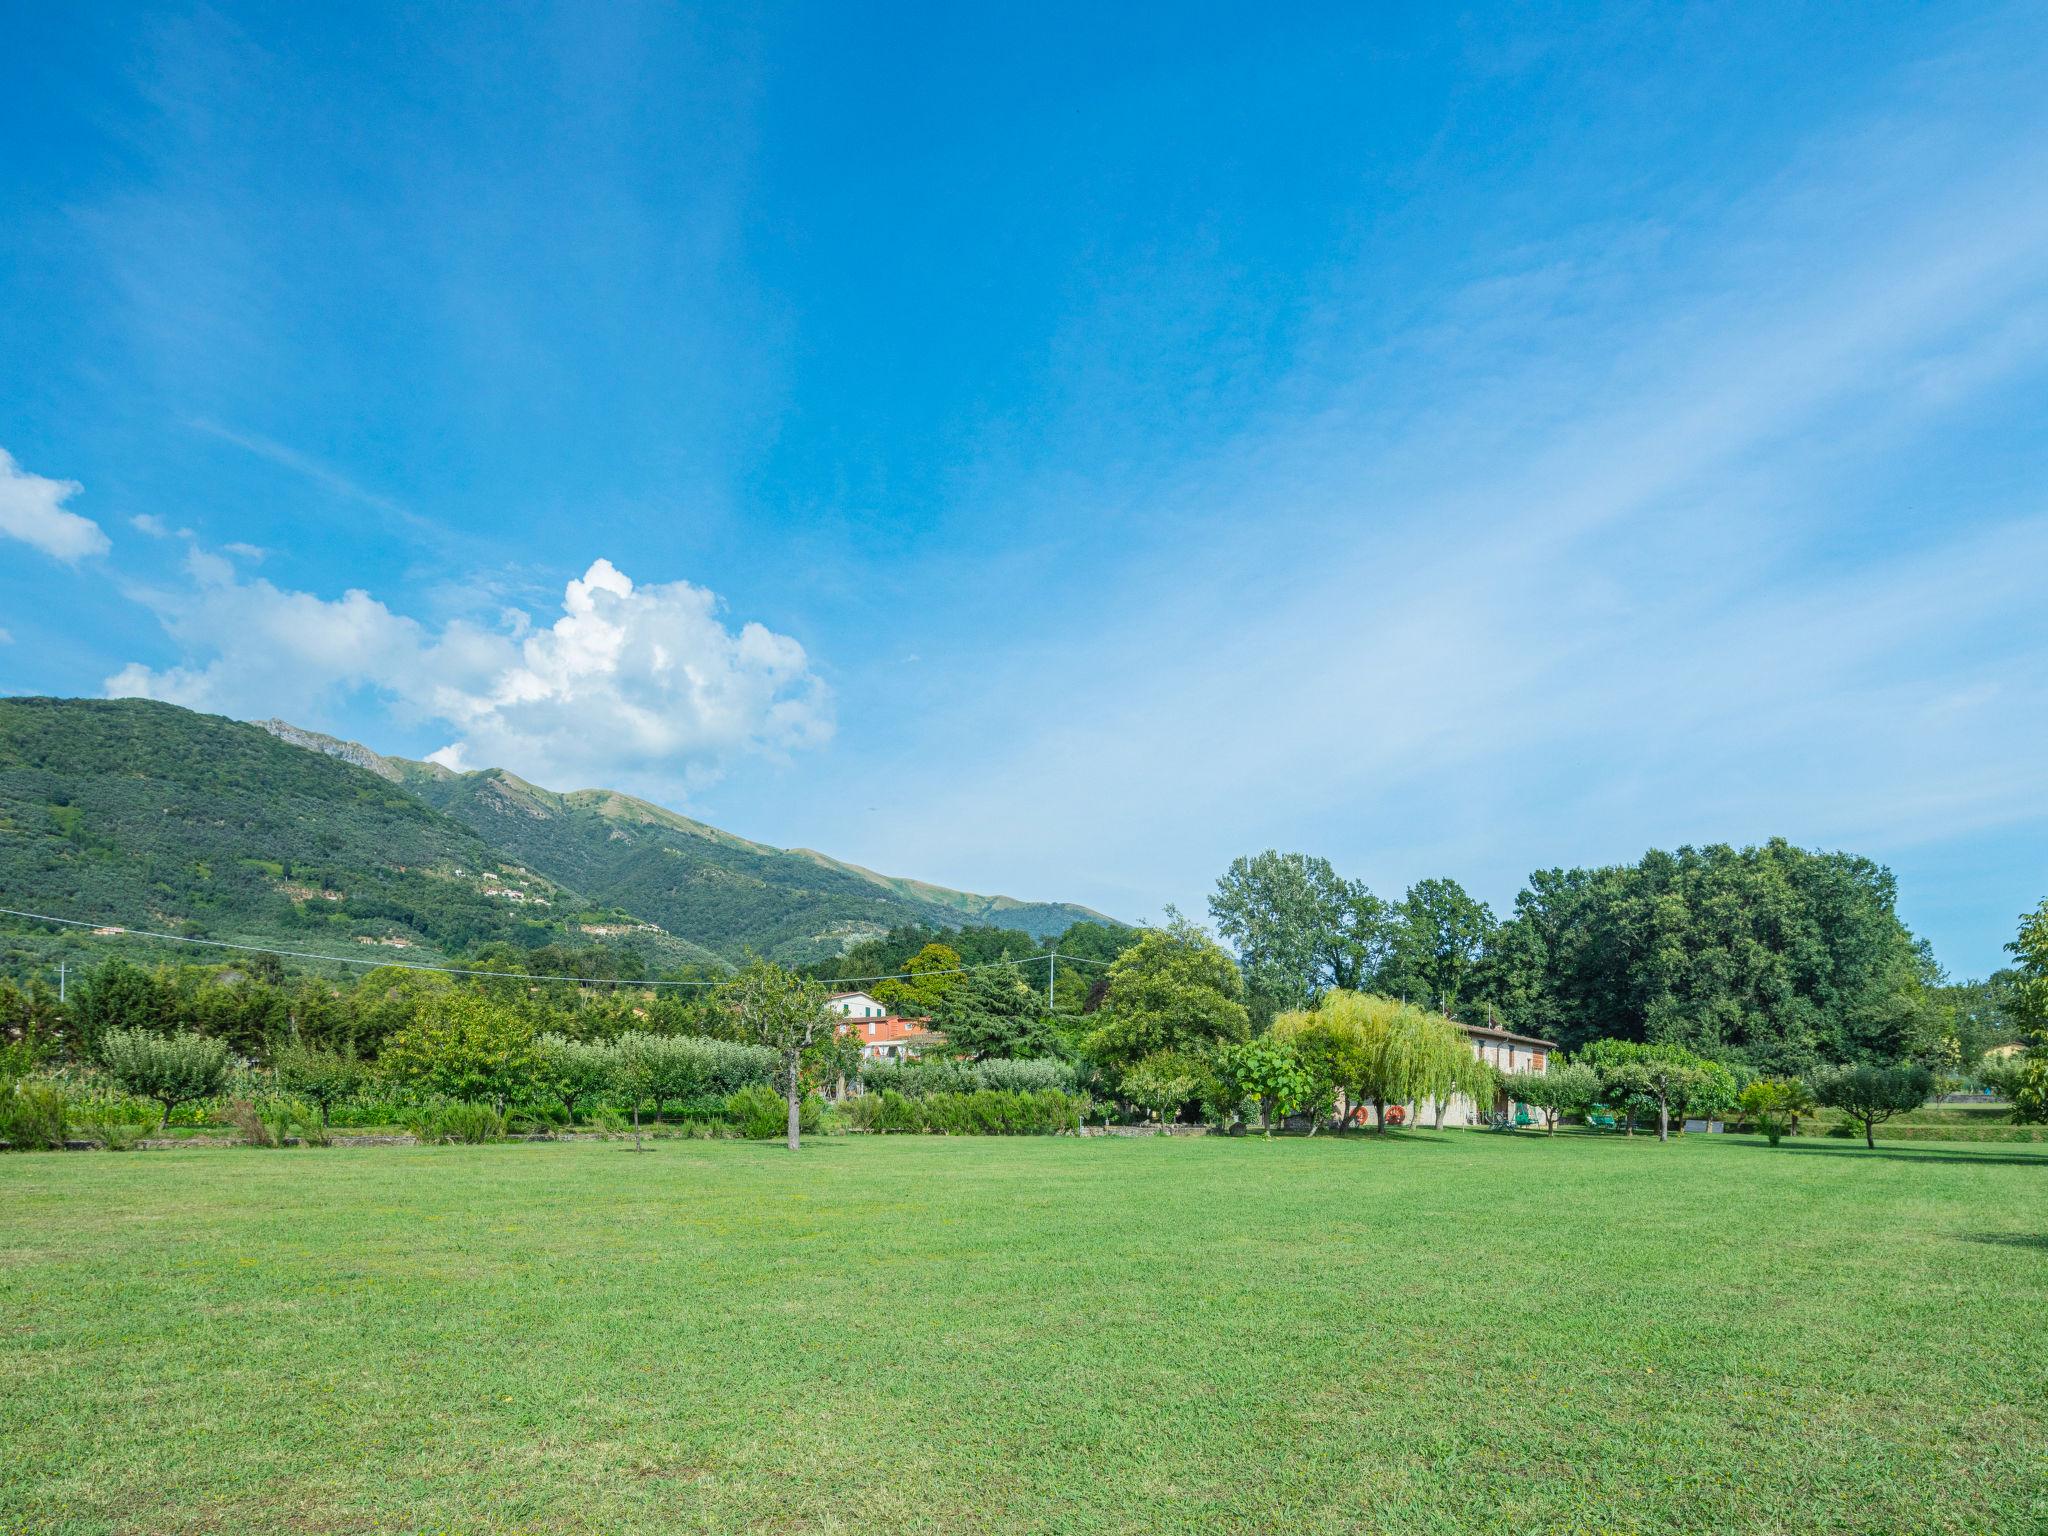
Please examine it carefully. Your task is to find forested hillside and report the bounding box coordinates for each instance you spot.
[264,720,1114,961]
[0,698,712,967]
[0,699,1118,974]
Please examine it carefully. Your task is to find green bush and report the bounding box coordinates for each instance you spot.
[726,1083,823,1140]
[272,1044,369,1127]
[845,1088,1085,1135]
[1,1081,69,1150]
[406,1101,507,1144]
[860,1057,1078,1098]
[79,1120,145,1151]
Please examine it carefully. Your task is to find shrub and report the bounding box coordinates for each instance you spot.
[2010,1055,2048,1125]
[1737,1078,1817,1145]
[226,1099,280,1148]
[728,1083,821,1140]
[98,1029,231,1128]
[860,1056,1078,1098]
[81,1120,145,1151]
[589,1106,628,1138]
[849,1088,1085,1135]
[407,1101,507,1144]
[1,1081,69,1150]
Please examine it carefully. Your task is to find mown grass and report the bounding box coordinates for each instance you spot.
[3,1132,2044,1534]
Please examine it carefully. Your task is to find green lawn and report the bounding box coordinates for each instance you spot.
[3,1133,2044,1535]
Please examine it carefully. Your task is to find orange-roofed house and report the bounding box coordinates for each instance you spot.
[827,991,941,1062]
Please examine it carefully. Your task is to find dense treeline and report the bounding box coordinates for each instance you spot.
[1210,841,2023,1073]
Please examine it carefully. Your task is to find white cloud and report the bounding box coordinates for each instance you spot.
[0,448,109,561]
[222,541,267,560]
[131,513,171,537]
[0,628,13,644]
[107,555,833,791]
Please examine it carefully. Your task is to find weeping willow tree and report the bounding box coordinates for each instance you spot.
[1287,992,1475,1131]
[1449,1048,1500,1129]
[1399,1010,1481,1128]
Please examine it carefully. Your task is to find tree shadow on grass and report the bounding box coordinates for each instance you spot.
[1755,1143,2048,1169]
[1955,1232,2048,1252]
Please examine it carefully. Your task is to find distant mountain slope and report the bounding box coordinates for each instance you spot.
[262,720,1119,961]
[0,698,720,968]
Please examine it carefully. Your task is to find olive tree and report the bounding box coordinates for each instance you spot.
[1813,1063,1933,1148]
[1503,1060,1597,1134]
[716,959,835,1151]
[1581,1040,1734,1142]
[98,1028,230,1129]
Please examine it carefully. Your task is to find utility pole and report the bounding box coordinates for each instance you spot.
[58,960,66,1005]
[1046,947,1056,1011]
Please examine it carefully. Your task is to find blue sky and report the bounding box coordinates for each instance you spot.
[3,2,2046,976]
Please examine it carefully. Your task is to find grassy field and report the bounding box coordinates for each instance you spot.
[3,1133,2044,1535]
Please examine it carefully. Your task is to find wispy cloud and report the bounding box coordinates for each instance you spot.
[186,419,476,555]
[820,50,2048,934]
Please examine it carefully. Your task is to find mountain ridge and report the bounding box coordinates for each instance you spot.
[256,717,1117,955]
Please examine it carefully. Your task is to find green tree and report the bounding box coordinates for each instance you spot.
[272,1042,368,1127]
[1208,851,1392,1021]
[1580,1039,1733,1142]
[2007,899,2048,1044]
[931,967,1056,1060]
[1382,879,1495,1015]
[873,942,965,1016]
[1120,1049,1211,1126]
[1215,1034,1311,1135]
[2009,1057,2048,1125]
[97,1028,230,1129]
[1083,915,1250,1079]
[382,992,542,1106]
[1504,1060,1598,1134]
[534,1033,615,1123]
[715,959,834,1151]
[1813,1063,1933,1149]
[1293,992,1471,1131]
[1488,841,1935,1071]
[1736,1078,1816,1145]
[73,960,167,1048]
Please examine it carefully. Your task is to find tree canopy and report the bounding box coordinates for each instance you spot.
[1084,915,1250,1080]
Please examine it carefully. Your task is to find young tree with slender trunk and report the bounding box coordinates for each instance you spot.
[97,1028,230,1130]
[1813,1063,1933,1148]
[717,960,834,1151]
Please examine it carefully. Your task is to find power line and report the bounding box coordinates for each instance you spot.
[0,904,1111,990]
